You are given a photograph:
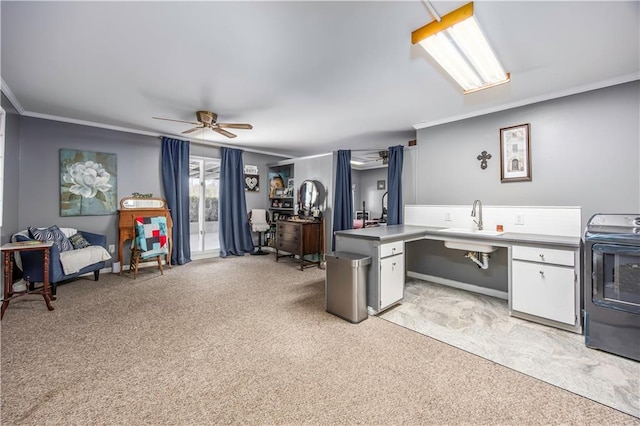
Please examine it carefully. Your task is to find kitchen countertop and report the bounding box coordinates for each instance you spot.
[334,224,581,248]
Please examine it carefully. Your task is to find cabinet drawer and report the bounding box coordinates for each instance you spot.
[380,241,403,258]
[277,232,299,244]
[512,245,574,267]
[276,241,297,253]
[277,223,300,236]
[511,260,576,325]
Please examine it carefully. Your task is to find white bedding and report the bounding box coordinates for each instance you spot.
[11,228,79,270]
[59,245,112,275]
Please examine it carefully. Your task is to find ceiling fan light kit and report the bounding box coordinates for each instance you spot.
[412,2,510,94]
[153,110,253,139]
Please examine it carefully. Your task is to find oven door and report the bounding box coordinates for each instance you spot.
[592,243,640,314]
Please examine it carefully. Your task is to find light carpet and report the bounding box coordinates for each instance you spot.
[1,255,638,425]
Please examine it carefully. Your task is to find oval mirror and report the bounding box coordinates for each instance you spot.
[381,191,388,222]
[298,180,325,216]
[120,197,166,209]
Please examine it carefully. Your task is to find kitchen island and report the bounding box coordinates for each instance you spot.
[334,222,582,333]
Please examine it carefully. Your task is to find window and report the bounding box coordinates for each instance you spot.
[189,156,220,254]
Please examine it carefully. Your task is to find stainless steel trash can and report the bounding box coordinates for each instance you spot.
[325,252,371,323]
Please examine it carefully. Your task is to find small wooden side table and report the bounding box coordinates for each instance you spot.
[1,241,56,319]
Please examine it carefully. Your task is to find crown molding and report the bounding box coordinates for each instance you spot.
[413,73,640,130]
[1,79,25,114]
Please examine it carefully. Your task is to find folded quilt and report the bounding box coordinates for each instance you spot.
[59,245,112,275]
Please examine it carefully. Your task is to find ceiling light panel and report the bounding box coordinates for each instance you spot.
[412,2,510,94]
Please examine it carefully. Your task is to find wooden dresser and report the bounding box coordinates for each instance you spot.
[118,197,173,273]
[275,219,323,270]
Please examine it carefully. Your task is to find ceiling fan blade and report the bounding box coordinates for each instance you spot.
[153,116,200,125]
[216,123,253,130]
[213,127,237,138]
[182,126,204,134]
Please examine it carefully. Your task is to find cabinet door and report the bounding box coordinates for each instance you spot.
[380,254,405,310]
[512,260,576,325]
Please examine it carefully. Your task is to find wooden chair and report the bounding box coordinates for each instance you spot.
[129,216,169,279]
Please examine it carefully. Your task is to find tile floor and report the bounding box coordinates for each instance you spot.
[380,279,640,418]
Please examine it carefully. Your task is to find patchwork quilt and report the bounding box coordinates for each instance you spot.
[135,216,169,259]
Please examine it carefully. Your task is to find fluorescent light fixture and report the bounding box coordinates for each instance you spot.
[412,2,510,94]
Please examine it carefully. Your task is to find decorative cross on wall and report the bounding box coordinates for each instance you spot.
[477,151,492,170]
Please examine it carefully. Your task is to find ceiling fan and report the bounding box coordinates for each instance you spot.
[152,110,253,138]
[364,150,389,165]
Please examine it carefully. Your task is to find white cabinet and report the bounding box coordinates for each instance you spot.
[510,245,579,330]
[379,242,405,310]
[333,235,405,314]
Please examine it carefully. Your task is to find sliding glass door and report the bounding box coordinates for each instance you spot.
[189,157,220,254]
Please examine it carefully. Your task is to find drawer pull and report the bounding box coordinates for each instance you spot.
[539,254,545,260]
[539,270,545,276]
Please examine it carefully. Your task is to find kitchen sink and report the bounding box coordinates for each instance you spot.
[437,228,504,236]
[437,228,502,253]
[443,240,497,253]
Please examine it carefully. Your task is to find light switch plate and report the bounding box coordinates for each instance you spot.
[515,213,525,225]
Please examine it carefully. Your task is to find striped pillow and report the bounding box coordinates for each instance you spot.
[28,225,74,252]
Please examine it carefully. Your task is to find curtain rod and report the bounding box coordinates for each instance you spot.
[157,135,292,159]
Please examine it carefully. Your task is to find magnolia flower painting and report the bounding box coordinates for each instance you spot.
[60,149,117,216]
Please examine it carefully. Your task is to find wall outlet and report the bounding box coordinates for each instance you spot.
[444,212,452,222]
[109,244,115,253]
[514,213,525,225]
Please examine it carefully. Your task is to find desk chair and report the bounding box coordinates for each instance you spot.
[129,216,169,279]
[249,209,270,256]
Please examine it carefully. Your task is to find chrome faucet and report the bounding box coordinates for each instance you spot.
[471,200,483,230]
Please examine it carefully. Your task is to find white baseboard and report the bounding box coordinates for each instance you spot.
[406,271,508,300]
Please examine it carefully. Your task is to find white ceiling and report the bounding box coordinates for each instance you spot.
[2,1,639,163]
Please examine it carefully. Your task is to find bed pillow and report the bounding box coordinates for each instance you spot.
[28,225,74,252]
[68,232,92,249]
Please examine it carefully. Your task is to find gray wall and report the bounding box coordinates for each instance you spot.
[407,240,508,293]
[17,117,162,255]
[293,154,334,251]
[242,151,284,213]
[414,81,639,225]
[408,81,640,286]
[1,95,21,244]
[11,116,285,261]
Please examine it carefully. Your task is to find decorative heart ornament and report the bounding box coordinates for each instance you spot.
[245,176,258,190]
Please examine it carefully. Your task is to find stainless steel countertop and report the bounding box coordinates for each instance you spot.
[334,224,581,248]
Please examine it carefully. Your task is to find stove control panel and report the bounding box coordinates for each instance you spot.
[588,214,640,228]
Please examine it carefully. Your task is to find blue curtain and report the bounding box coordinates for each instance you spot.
[332,150,353,251]
[219,147,254,257]
[161,137,192,265]
[387,145,404,226]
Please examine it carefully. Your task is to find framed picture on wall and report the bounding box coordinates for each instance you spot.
[500,123,531,182]
[244,174,259,192]
[60,149,117,216]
